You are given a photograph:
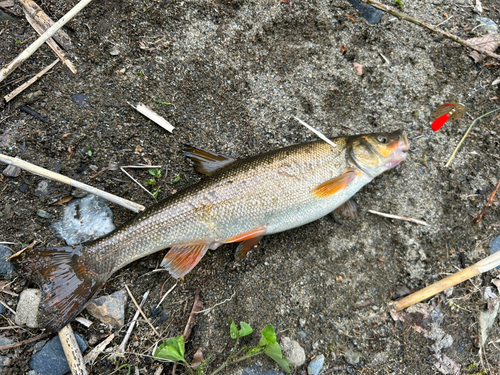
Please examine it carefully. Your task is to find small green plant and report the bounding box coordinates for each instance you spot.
[86,146,92,157]
[154,319,290,374]
[14,37,24,45]
[170,175,181,184]
[137,71,144,76]
[155,100,172,105]
[145,168,162,198]
[394,0,404,8]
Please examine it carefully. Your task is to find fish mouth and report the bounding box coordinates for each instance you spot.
[385,132,409,169]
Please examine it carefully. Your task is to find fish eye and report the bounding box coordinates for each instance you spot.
[377,135,387,143]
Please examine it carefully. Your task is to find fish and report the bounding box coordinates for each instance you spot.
[13,130,409,332]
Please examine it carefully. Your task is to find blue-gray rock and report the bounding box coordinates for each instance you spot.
[0,304,5,315]
[15,289,41,328]
[0,355,12,367]
[490,236,500,269]
[307,354,325,375]
[51,194,115,245]
[347,0,383,25]
[86,290,127,327]
[29,334,87,375]
[36,209,53,219]
[0,337,14,349]
[0,246,13,278]
[2,164,20,177]
[475,16,499,35]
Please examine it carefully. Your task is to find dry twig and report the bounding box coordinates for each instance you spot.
[473,178,500,224]
[124,285,160,337]
[0,333,48,350]
[183,288,203,341]
[292,115,336,148]
[368,209,429,226]
[5,59,59,102]
[84,333,115,365]
[128,102,175,133]
[117,290,149,354]
[0,153,145,213]
[363,0,500,61]
[0,0,92,83]
[59,324,88,375]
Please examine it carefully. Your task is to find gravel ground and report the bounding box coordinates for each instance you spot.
[1,0,500,374]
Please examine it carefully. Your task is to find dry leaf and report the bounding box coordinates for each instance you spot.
[345,14,357,23]
[466,33,500,63]
[340,45,346,54]
[51,195,73,206]
[490,96,499,100]
[353,62,363,76]
[191,345,205,369]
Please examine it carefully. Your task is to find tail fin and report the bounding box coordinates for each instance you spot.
[12,246,103,332]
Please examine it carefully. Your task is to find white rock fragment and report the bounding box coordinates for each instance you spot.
[281,337,306,367]
[15,289,41,328]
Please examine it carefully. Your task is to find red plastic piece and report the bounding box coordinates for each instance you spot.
[432,113,451,132]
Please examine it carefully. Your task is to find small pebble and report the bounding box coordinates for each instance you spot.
[475,16,499,34]
[307,354,325,375]
[347,0,382,24]
[281,337,306,367]
[490,236,500,270]
[86,290,127,328]
[29,334,87,375]
[345,348,362,365]
[36,209,53,219]
[0,337,14,349]
[0,355,12,367]
[0,304,6,315]
[3,164,20,177]
[297,331,307,339]
[71,93,90,108]
[15,289,41,328]
[34,181,50,198]
[0,246,14,278]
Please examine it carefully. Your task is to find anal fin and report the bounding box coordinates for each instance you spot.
[234,235,264,260]
[183,145,237,176]
[311,169,357,198]
[161,244,209,279]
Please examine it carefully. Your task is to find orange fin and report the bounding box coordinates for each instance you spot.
[225,227,267,243]
[334,199,358,218]
[311,169,356,198]
[161,244,209,279]
[183,145,237,176]
[234,235,264,260]
[11,246,102,332]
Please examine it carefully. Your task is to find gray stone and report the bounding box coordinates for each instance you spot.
[490,236,500,269]
[475,16,499,35]
[345,348,362,365]
[86,290,127,327]
[241,364,284,375]
[0,355,12,368]
[29,334,87,375]
[307,354,325,375]
[0,337,14,349]
[34,181,50,198]
[281,337,306,367]
[0,304,5,314]
[50,194,115,245]
[36,210,53,219]
[15,289,41,328]
[0,246,13,278]
[347,0,382,25]
[2,164,20,178]
[71,188,88,198]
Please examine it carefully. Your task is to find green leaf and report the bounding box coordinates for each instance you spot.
[258,324,276,347]
[229,318,238,339]
[152,188,160,198]
[264,342,290,373]
[154,335,185,362]
[238,322,253,337]
[155,100,172,105]
[170,176,181,184]
[148,169,161,178]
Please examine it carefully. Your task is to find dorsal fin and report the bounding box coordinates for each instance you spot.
[183,145,237,176]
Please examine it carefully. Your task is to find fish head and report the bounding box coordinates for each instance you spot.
[347,130,409,177]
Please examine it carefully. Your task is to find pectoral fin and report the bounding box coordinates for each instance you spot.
[234,235,264,260]
[161,244,209,279]
[183,145,237,176]
[311,169,356,198]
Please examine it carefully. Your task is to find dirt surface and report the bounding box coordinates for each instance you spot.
[1,0,500,374]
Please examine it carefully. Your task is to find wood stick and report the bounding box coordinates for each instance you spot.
[363,0,500,61]
[58,324,88,375]
[124,285,160,337]
[0,333,48,350]
[292,115,336,148]
[117,290,149,354]
[128,102,175,133]
[19,0,72,49]
[0,0,93,84]
[390,250,500,311]
[0,153,145,213]
[21,5,76,74]
[5,59,59,102]
[473,177,500,224]
[368,209,429,226]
